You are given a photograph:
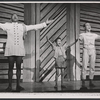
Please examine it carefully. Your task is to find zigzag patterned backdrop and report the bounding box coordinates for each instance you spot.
[39,3,68,82]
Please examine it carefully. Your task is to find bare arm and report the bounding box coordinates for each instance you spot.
[68,39,78,47]
[64,37,81,50]
[25,19,54,32]
[25,22,47,32]
[0,23,7,31]
[95,35,100,40]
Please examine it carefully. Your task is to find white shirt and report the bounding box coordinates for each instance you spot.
[53,44,68,59]
[0,22,47,56]
[79,32,99,49]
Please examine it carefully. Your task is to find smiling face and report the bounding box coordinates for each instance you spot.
[85,23,91,32]
[56,38,62,46]
[11,14,19,22]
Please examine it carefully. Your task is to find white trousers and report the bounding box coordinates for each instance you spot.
[82,48,96,80]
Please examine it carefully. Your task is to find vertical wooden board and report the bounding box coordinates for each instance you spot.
[23,3,36,82]
[75,4,81,80]
[35,4,40,82]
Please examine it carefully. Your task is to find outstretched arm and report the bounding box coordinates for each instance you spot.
[95,35,100,40]
[46,36,55,49]
[67,39,78,48]
[25,19,54,32]
[0,23,7,31]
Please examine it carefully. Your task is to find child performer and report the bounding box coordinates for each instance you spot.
[46,36,78,88]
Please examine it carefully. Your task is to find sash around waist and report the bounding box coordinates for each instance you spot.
[83,44,95,50]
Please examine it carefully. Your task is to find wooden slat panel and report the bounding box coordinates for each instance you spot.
[41,4,66,22]
[0,4,24,12]
[40,3,48,11]
[0,13,24,21]
[4,3,24,8]
[43,67,55,82]
[41,3,57,19]
[0,63,23,70]
[39,64,55,82]
[0,38,7,43]
[40,7,66,38]
[40,58,55,76]
[0,70,23,75]
[80,11,100,21]
[80,22,100,29]
[0,75,23,79]
[0,7,24,16]
[80,57,100,63]
[80,15,100,23]
[82,4,100,9]
[81,4,100,14]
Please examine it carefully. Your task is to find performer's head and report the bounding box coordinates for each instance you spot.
[11,13,19,22]
[84,23,91,32]
[55,37,62,46]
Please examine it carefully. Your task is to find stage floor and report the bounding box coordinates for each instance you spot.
[1,81,100,92]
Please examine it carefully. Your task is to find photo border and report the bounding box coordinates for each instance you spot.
[0,1,100,98]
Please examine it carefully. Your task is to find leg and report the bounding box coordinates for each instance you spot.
[61,68,63,86]
[6,56,15,91]
[15,56,24,91]
[89,50,96,87]
[81,49,89,88]
[61,68,65,87]
[54,67,59,88]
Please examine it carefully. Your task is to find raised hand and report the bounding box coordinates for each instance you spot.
[46,19,54,25]
[46,36,49,41]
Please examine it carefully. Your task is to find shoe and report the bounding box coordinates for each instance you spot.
[16,86,24,92]
[54,85,57,89]
[89,83,95,87]
[61,85,66,88]
[5,87,12,92]
[80,86,88,90]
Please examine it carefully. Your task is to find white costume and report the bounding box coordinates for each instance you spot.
[0,22,47,56]
[79,32,99,79]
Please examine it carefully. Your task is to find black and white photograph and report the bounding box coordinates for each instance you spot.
[0,2,100,96]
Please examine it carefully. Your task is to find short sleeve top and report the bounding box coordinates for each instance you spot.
[53,44,68,59]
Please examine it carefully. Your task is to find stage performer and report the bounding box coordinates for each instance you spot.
[0,13,54,92]
[46,36,78,88]
[79,23,100,89]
